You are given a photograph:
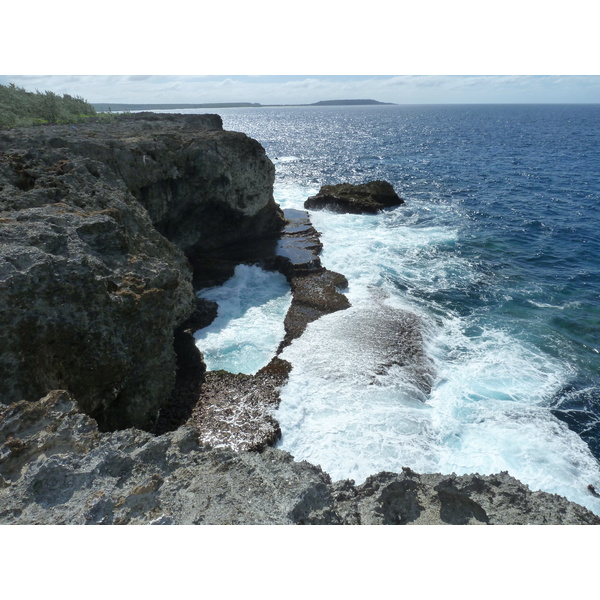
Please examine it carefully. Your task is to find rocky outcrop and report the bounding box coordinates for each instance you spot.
[304,180,404,214]
[329,468,600,525]
[0,114,284,431]
[1,391,597,524]
[188,359,291,452]
[274,208,350,349]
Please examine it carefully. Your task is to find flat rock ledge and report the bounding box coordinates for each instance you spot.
[1,391,598,524]
[304,181,405,214]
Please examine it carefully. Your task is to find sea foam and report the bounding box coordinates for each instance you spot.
[194,264,291,375]
[273,184,600,515]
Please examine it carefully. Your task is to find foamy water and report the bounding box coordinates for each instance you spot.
[188,103,600,517]
[191,182,600,514]
[194,264,291,374]
[273,184,600,515]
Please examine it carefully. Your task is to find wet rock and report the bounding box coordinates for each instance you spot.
[274,208,350,350]
[188,363,289,452]
[280,270,350,350]
[304,180,405,214]
[189,361,287,450]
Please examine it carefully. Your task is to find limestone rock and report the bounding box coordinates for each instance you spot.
[1,391,597,525]
[0,391,336,525]
[0,114,284,430]
[329,469,600,525]
[304,180,405,214]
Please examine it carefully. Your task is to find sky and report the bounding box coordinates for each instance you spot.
[3,2,599,105]
[2,74,600,105]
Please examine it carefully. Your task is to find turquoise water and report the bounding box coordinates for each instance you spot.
[177,104,600,514]
[194,264,291,374]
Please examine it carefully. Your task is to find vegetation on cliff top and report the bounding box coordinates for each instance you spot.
[0,83,97,129]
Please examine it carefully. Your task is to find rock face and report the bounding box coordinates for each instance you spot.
[0,114,284,431]
[304,180,404,214]
[1,391,597,525]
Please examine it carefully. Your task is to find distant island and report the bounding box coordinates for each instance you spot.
[92,99,396,112]
[309,99,394,106]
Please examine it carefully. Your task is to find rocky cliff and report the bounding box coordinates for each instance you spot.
[1,114,598,524]
[0,113,283,431]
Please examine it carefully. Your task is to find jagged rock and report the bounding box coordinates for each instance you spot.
[188,364,289,452]
[329,469,600,525]
[274,208,350,350]
[0,157,193,431]
[304,180,405,214]
[0,391,337,524]
[1,391,597,525]
[0,114,284,430]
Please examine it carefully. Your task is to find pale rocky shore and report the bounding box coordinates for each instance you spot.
[2,390,598,524]
[1,114,598,524]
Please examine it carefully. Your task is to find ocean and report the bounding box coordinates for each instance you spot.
[170,104,600,515]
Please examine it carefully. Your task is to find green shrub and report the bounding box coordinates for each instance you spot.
[0,82,97,129]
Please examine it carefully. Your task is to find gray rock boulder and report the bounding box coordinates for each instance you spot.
[1,391,597,525]
[304,180,405,214]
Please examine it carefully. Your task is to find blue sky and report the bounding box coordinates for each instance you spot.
[2,75,599,105]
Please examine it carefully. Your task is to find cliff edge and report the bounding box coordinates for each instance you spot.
[0,113,283,431]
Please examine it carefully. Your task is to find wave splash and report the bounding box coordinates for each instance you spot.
[273,183,600,515]
[194,264,291,375]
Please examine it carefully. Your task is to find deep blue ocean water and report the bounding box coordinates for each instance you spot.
[165,104,600,513]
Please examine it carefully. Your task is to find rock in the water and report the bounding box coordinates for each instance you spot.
[304,180,405,214]
[188,362,290,452]
[274,208,350,350]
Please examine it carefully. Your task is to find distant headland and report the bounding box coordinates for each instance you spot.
[92,99,396,112]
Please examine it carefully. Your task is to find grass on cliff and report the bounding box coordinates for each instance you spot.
[0,82,98,129]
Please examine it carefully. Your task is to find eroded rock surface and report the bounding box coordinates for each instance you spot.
[1,391,597,525]
[0,114,283,431]
[275,209,350,349]
[189,359,291,452]
[304,180,404,214]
